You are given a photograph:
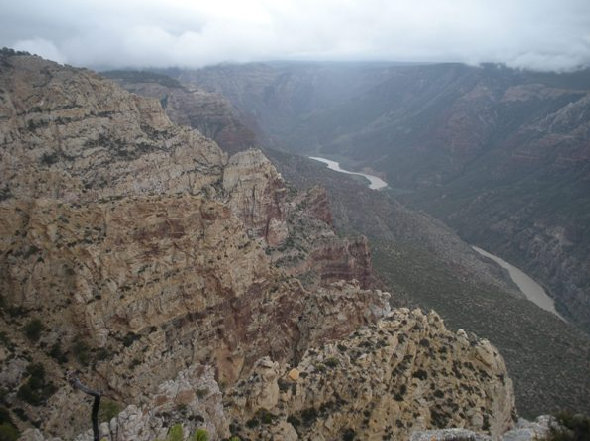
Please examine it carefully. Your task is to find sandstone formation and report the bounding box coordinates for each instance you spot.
[18,309,516,441]
[0,51,517,441]
[104,70,259,154]
[223,149,289,246]
[225,309,514,441]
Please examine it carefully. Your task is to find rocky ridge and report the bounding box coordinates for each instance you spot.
[1,52,515,440]
[103,70,258,154]
[225,308,514,441]
[20,308,516,441]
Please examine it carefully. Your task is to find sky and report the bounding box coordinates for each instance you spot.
[1,0,590,72]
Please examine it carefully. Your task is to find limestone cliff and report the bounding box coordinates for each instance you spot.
[0,52,385,439]
[0,51,516,441]
[19,308,515,441]
[225,309,514,441]
[103,70,259,154]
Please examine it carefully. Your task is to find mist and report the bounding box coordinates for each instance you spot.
[1,0,589,71]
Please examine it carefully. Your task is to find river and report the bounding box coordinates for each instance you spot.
[308,156,564,321]
[472,246,565,321]
[309,156,388,190]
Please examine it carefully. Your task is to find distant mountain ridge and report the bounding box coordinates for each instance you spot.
[176,61,590,333]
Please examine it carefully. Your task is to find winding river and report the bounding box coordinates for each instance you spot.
[472,246,565,321]
[309,156,388,190]
[308,156,564,321]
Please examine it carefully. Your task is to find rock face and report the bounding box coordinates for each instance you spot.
[20,364,228,441]
[223,149,289,246]
[226,309,515,441]
[103,70,259,154]
[1,51,516,441]
[182,62,590,334]
[0,59,226,203]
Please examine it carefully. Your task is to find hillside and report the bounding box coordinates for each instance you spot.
[180,62,590,334]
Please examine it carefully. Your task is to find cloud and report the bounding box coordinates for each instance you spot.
[13,38,66,64]
[0,0,589,71]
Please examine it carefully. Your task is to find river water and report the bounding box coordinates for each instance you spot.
[472,246,565,321]
[309,156,388,190]
[308,156,564,321]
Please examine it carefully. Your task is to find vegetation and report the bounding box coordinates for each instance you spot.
[48,342,68,363]
[153,424,211,441]
[16,363,57,406]
[0,47,31,57]
[342,428,356,440]
[323,357,339,368]
[102,70,184,89]
[547,412,590,441]
[0,407,20,441]
[23,319,43,342]
[72,336,92,366]
[192,428,209,441]
[98,399,122,423]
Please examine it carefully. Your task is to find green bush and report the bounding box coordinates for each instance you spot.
[99,399,122,423]
[48,342,68,363]
[192,428,209,441]
[0,406,20,441]
[72,337,92,366]
[165,424,184,441]
[342,428,356,441]
[324,357,339,368]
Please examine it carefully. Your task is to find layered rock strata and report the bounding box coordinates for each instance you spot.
[0,52,515,441]
[225,308,515,441]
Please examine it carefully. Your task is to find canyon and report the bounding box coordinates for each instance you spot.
[105,65,590,418]
[0,51,523,441]
[180,61,590,335]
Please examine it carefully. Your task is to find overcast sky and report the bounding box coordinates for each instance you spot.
[1,0,589,71]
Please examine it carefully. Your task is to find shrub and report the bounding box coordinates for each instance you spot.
[49,342,68,363]
[342,428,356,441]
[547,411,590,441]
[122,332,139,347]
[245,417,259,428]
[24,319,43,342]
[412,369,428,380]
[16,363,57,406]
[72,337,92,366]
[0,422,20,441]
[99,399,122,423]
[192,428,209,441]
[40,152,58,165]
[166,424,184,441]
[324,357,339,368]
[301,407,318,425]
[0,407,19,441]
[196,387,209,399]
